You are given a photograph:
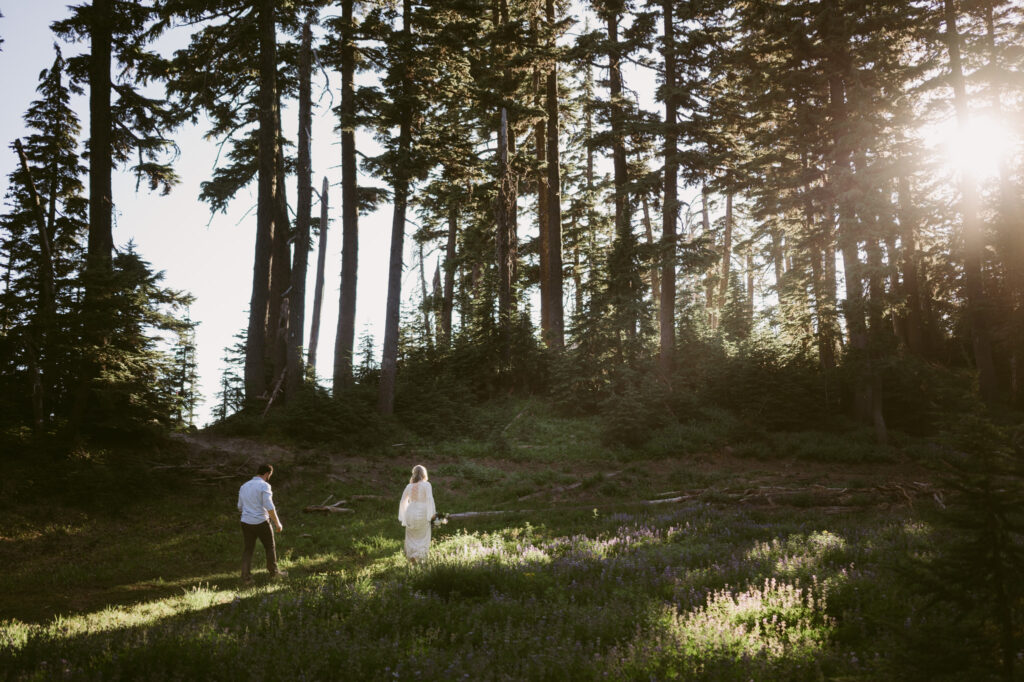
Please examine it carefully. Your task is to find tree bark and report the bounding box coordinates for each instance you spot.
[378,0,413,416]
[418,241,432,347]
[895,173,926,357]
[718,192,733,313]
[545,0,564,347]
[269,98,291,393]
[534,61,551,344]
[660,0,678,373]
[286,14,314,401]
[642,195,660,312]
[702,188,716,329]
[245,0,280,401]
[308,177,329,373]
[334,0,359,392]
[71,0,113,436]
[441,200,457,347]
[495,107,517,368]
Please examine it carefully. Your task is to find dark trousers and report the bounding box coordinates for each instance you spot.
[241,520,278,578]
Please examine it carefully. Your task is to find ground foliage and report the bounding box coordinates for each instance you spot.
[2,394,1023,680]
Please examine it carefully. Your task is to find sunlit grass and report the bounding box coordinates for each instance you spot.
[0,407,957,680]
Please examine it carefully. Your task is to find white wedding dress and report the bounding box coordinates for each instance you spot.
[398,480,436,561]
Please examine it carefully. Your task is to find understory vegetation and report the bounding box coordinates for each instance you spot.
[2,392,1022,681]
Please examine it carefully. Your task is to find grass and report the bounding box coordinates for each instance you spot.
[0,402,993,680]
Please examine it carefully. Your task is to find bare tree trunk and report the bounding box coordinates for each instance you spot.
[495,107,517,368]
[432,262,443,343]
[545,0,564,347]
[418,242,432,348]
[334,0,359,392]
[659,0,677,374]
[702,188,716,329]
[378,0,413,416]
[718,191,733,313]
[269,101,291,393]
[71,0,113,435]
[607,6,636,341]
[642,196,660,313]
[308,177,329,373]
[895,173,925,357]
[829,65,874,428]
[943,0,998,403]
[534,60,551,344]
[746,250,755,326]
[245,0,279,401]
[286,14,314,401]
[441,201,457,347]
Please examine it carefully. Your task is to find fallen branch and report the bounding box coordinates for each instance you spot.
[304,501,353,514]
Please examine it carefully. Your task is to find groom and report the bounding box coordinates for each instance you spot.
[238,463,287,583]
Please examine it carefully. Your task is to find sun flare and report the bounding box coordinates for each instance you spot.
[941,114,1013,179]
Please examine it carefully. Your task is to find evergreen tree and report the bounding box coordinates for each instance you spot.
[0,47,87,433]
[213,328,246,422]
[53,0,181,436]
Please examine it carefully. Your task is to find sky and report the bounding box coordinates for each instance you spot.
[0,2,399,425]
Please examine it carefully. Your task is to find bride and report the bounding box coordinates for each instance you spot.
[398,465,436,564]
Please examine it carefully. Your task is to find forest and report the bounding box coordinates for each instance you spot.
[1,0,1024,680]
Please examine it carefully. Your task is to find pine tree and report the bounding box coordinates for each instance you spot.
[1,47,87,433]
[53,0,181,436]
[213,328,246,422]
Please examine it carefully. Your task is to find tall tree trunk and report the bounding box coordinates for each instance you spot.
[829,66,874,427]
[660,0,678,373]
[286,14,314,401]
[823,213,841,355]
[308,177,329,373]
[495,107,517,368]
[245,0,279,401]
[441,200,457,347]
[718,191,733,314]
[896,173,926,357]
[378,0,413,416]
[418,242,431,347]
[71,0,113,435]
[642,196,660,313]
[746,250,755,326]
[269,100,291,396]
[984,1,1023,404]
[534,60,551,344]
[607,4,636,340]
[545,0,564,347]
[432,262,443,343]
[702,188,716,329]
[334,0,359,392]
[943,0,998,403]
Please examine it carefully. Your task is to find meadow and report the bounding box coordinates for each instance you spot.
[0,403,994,680]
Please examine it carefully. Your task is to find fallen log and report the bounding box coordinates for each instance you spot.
[303,500,352,514]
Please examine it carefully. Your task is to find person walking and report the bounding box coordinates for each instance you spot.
[238,463,287,583]
[398,464,436,565]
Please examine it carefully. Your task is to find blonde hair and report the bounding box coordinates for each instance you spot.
[410,465,428,484]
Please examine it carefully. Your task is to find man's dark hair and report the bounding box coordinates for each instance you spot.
[257,464,273,476]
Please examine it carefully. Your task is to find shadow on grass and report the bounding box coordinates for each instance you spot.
[3,506,929,679]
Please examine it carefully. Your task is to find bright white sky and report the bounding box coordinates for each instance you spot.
[0,2,397,425]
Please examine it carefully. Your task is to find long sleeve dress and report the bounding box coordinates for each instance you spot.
[398,480,436,561]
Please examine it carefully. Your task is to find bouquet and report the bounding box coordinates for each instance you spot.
[431,512,449,527]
